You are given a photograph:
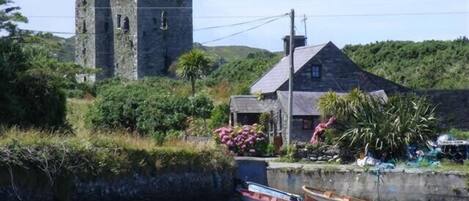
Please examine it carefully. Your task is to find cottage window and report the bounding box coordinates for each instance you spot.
[160,11,168,30]
[303,117,314,130]
[312,65,321,79]
[117,15,122,28]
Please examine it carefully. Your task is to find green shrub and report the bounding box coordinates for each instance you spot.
[87,81,214,141]
[343,39,469,89]
[259,112,271,132]
[449,129,469,140]
[209,103,230,129]
[319,89,438,157]
[189,94,214,119]
[0,39,67,129]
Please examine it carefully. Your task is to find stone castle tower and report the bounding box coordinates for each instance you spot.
[75,0,193,81]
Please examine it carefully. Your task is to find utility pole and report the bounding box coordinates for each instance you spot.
[302,14,308,45]
[286,9,295,146]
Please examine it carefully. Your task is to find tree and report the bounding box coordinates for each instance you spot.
[0,0,27,36]
[176,49,211,96]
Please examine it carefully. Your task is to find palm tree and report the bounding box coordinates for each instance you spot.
[176,49,211,96]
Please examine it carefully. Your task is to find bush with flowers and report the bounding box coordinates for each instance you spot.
[214,124,269,156]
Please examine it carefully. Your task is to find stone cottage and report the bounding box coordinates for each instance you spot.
[229,37,407,144]
[75,0,193,81]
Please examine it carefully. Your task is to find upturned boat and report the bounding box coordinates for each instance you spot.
[302,186,367,201]
[237,182,303,201]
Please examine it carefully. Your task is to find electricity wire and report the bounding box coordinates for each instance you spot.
[25,11,469,19]
[201,15,287,45]
[194,14,288,31]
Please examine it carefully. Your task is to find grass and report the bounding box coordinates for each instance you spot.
[436,160,469,174]
[449,129,469,140]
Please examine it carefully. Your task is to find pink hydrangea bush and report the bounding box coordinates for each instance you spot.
[214,124,267,156]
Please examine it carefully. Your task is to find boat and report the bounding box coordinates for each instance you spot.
[237,182,303,201]
[302,186,367,201]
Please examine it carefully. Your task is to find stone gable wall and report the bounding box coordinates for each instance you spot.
[417,90,469,130]
[278,43,406,93]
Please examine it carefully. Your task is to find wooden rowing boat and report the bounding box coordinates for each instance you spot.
[302,186,367,201]
[237,182,303,201]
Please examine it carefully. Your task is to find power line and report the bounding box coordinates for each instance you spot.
[194,14,287,31]
[25,11,469,19]
[22,14,289,35]
[305,11,469,18]
[201,15,287,45]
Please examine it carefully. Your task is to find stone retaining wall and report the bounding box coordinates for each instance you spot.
[0,169,234,201]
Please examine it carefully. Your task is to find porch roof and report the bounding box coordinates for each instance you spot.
[230,95,267,113]
[277,90,388,116]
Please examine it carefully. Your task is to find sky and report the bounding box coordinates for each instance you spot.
[15,0,469,51]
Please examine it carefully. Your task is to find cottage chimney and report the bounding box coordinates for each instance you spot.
[283,35,307,56]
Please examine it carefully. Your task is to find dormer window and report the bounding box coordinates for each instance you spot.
[312,64,321,79]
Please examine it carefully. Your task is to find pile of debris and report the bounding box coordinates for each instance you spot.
[295,143,341,163]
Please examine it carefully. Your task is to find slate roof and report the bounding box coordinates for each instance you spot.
[250,42,330,94]
[229,96,267,113]
[276,90,388,116]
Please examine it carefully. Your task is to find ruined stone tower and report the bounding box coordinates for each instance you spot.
[76,0,193,81]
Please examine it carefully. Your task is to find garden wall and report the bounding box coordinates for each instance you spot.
[0,168,234,201]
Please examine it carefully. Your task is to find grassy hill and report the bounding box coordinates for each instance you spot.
[194,43,269,64]
[343,38,469,89]
[24,34,267,65]
[21,33,75,62]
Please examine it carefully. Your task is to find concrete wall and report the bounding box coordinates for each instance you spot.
[235,158,268,185]
[235,159,469,201]
[267,164,469,201]
[0,169,234,201]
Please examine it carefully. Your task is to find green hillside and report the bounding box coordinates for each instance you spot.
[343,38,469,89]
[20,32,75,62]
[194,43,269,64]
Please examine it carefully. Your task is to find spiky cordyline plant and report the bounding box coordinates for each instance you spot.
[318,89,438,157]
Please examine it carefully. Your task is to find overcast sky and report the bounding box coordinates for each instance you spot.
[16,0,469,51]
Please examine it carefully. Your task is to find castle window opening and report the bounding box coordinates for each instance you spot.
[117,14,122,28]
[104,22,109,32]
[123,17,130,32]
[160,11,168,30]
[82,21,87,33]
